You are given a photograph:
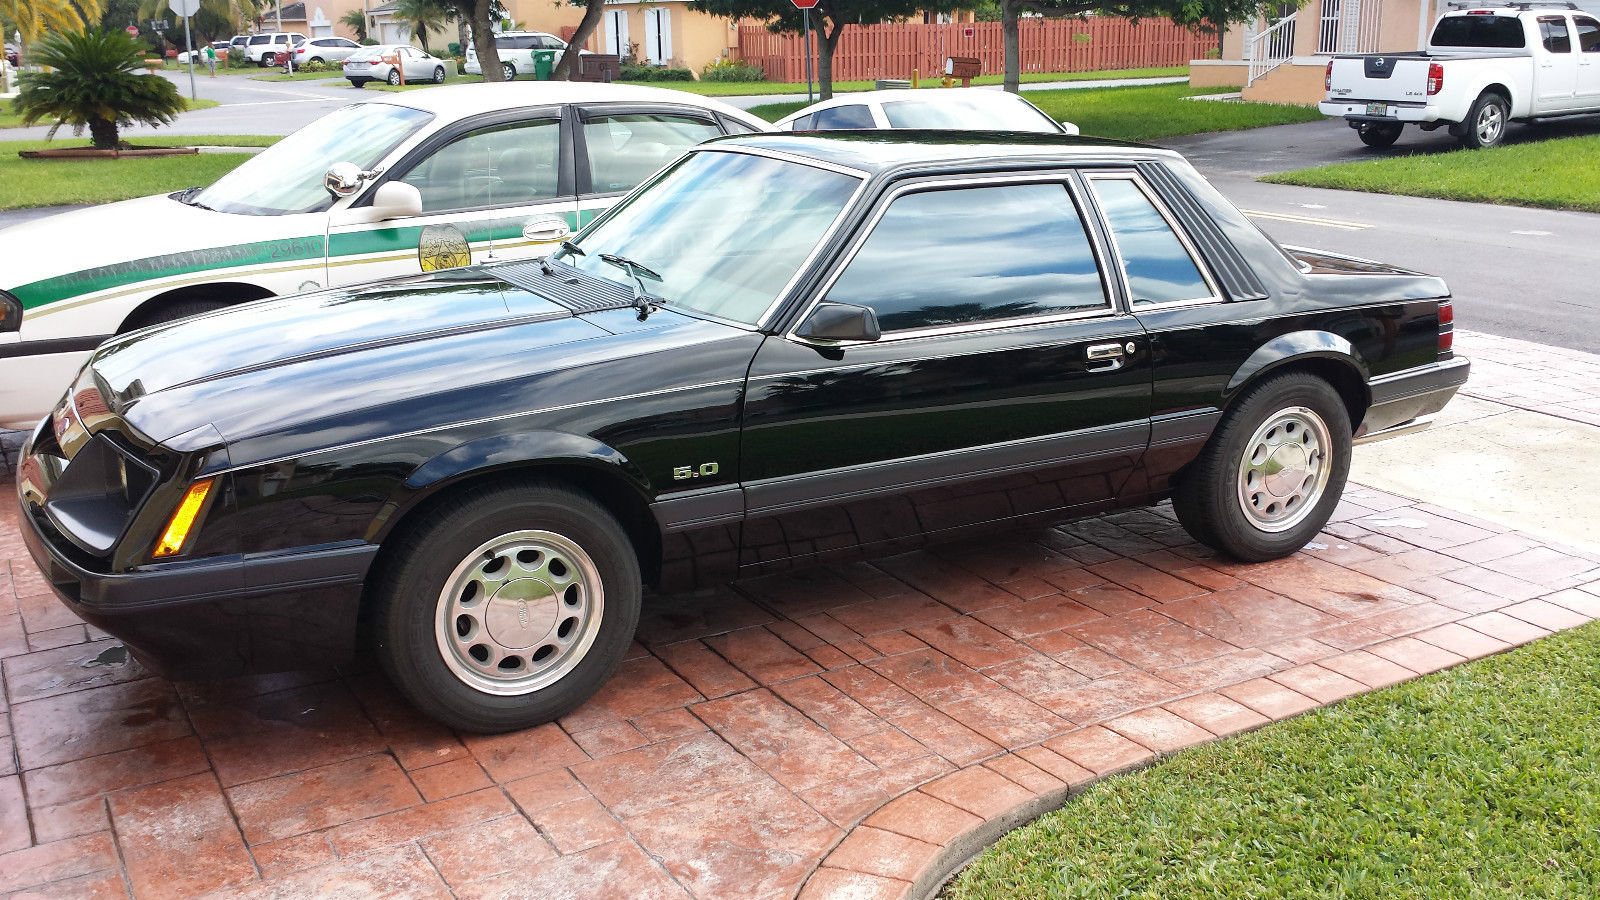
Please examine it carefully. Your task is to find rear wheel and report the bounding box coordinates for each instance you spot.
[1173,372,1352,562]
[1459,92,1509,149]
[432,65,445,84]
[349,77,368,88]
[1358,122,1403,148]
[373,481,642,733]
[502,62,516,80]
[310,56,325,65]
[123,298,232,332]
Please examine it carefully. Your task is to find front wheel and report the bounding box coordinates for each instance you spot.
[1172,372,1352,562]
[432,66,445,84]
[1358,122,1403,148]
[1459,92,1509,149]
[373,481,642,733]
[387,68,402,86]
[502,62,516,80]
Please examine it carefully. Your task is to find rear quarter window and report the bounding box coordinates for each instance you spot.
[1430,15,1527,48]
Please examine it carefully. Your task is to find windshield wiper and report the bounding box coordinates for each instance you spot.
[599,253,664,320]
[178,186,213,210]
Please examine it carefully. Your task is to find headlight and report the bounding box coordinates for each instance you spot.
[0,290,20,332]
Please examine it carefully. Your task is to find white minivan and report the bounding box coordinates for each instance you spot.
[465,31,572,80]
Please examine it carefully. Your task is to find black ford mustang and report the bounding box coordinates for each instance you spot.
[17,132,1468,732]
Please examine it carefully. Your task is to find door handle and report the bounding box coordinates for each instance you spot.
[1086,342,1127,372]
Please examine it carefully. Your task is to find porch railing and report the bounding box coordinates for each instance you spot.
[1247,11,1298,86]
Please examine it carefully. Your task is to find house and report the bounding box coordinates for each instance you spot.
[256,0,357,39]
[495,0,738,71]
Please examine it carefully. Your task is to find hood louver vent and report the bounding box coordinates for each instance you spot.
[492,261,637,315]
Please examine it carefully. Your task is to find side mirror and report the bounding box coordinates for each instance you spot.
[795,302,881,344]
[324,161,372,198]
[1060,121,1081,136]
[523,216,571,244]
[368,181,423,221]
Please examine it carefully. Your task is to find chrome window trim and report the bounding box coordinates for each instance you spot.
[1083,171,1225,310]
[785,172,1120,347]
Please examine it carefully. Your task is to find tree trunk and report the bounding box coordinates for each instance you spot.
[457,17,468,54]
[469,0,503,81]
[553,0,605,80]
[818,19,843,101]
[89,117,119,151]
[1002,0,1020,93]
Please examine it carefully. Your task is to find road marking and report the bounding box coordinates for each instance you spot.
[1240,208,1372,231]
[1512,229,1554,236]
[1296,203,1328,209]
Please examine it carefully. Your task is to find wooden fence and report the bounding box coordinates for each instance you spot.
[736,18,1212,83]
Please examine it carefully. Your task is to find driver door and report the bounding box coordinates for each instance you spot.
[325,109,577,286]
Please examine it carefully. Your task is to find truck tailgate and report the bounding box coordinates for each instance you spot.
[1327,55,1431,103]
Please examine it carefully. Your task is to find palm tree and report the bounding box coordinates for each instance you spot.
[392,0,451,51]
[339,7,369,42]
[14,29,187,149]
[0,0,106,60]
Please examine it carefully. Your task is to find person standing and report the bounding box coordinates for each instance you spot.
[204,43,217,77]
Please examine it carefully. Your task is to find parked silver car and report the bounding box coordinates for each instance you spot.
[344,45,448,87]
[293,36,364,67]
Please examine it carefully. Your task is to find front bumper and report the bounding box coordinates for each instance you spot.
[1355,356,1470,444]
[17,461,378,680]
[1320,100,1444,125]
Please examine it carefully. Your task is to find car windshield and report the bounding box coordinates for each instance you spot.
[556,150,860,326]
[192,102,432,216]
[880,97,1063,133]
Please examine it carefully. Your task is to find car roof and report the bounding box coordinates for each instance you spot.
[703,130,1177,174]
[774,88,1057,126]
[376,81,769,125]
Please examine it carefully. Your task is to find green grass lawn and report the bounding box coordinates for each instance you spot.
[250,70,349,82]
[0,97,220,130]
[0,135,279,210]
[1262,134,1600,213]
[363,72,480,92]
[947,618,1600,899]
[617,65,1189,97]
[749,83,1321,142]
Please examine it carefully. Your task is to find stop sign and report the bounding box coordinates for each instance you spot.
[126,25,139,35]
[791,0,820,8]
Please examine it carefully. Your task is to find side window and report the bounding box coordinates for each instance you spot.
[1089,176,1215,306]
[1576,16,1600,52]
[810,104,875,130]
[1540,16,1571,53]
[399,119,561,213]
[823,183,1108,333]
[787,113,815,131]
[582,113,723,194]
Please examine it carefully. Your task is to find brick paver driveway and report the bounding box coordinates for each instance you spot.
[3,334,1599,900]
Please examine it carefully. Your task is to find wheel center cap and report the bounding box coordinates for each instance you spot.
[1262,444,1309,498]
[484,578,559,649]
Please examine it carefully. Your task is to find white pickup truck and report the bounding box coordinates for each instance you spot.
[1320,2,1600,148]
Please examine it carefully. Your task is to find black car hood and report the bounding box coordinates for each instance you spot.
[87,269,718,450]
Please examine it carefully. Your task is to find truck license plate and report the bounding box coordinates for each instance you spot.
[1366,102,1388,117]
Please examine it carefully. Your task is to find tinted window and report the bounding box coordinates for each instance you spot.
[583,113,723,194]
[249,35,270,45]
[1431,15,1526,48]
[825,183,1108,333]
[810,104,876,129]
[400,119,561,212]
[1091,178,1213,305]
[1578,16,1600,51]
[1541,16,1572,52]
[787,113,815,131]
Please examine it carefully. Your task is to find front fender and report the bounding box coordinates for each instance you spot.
[1226,331,1369,397]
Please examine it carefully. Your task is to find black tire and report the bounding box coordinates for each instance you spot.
[1358,122,1403,148]
[387,68,401,86]
[310,56,324,65]
[502,62,516,80]
[122,298,232,332]
[349,78,367,88]
[1458,92,1509,149]
[1172,372,1352,562]
[258,56,271,68]
[432,66,445,84]
[372,480,642,733]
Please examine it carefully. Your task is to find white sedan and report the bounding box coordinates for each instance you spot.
[0,82,771,428]
[344,45,448,87]
[774,88,1079,135]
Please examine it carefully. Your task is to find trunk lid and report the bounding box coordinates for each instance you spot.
[1327,55,1432,103]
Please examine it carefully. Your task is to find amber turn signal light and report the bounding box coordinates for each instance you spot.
[153,478,214,558]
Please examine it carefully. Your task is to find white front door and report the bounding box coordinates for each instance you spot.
[1536,15,1579,110]
[644,7,671,65]
[327,116,577,287]
[1575,15,1600,105]
[604,10,629,58]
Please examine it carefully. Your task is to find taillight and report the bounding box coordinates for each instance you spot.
[1325,60,1333,91]
[1438,300,1454,355]
[1427,63,1444,96]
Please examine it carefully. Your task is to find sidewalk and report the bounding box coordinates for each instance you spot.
[0,329,1595,900]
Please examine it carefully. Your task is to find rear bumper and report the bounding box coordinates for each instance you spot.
[17,471,376,679]
[1355,356,1470,443]
[1320,101,1444,124]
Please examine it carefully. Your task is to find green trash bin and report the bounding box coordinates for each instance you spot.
[532,49,556,80]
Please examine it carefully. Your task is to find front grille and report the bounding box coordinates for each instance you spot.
[491,261,638,315]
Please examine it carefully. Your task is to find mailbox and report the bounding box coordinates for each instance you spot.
[944,56,981,86]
